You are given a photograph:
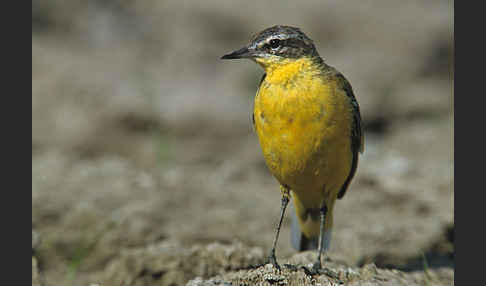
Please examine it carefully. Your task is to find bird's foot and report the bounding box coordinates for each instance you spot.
[283,263,299,271]
[267,254,282,271]
[247,262,266,269]
[302,263,341,280]
[246,255,285,271]
[301,260,322,276]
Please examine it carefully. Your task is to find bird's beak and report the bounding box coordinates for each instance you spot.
[221,46,253,60]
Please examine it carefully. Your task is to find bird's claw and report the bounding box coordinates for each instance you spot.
[267,254,281,271]
[283,263,298,271]
[301,260,322,276]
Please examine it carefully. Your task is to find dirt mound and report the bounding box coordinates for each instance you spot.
[188,261,453,286]
[32,239,452,286]
[98,242,263,285]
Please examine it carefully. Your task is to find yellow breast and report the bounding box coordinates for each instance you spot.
[254,58,353,207]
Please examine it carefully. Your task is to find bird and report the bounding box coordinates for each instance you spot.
[221,25,364,272]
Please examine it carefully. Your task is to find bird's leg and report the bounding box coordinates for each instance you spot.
[311,203,328,272]
[268,185,291,270]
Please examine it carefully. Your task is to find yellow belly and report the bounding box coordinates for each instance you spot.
[254,74,353,210]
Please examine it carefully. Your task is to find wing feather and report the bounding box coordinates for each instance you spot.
[335,73,364,199]
[252,73,267,131]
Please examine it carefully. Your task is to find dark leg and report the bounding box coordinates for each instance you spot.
[268,186,290,270]
[312,203,328,272]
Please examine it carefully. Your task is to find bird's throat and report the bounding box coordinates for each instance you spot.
[256,57,322,86]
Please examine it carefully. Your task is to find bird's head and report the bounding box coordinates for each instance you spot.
[221,25,320,70]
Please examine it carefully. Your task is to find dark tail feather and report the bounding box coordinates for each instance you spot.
[291,209,318,251]
[290,205,332,251]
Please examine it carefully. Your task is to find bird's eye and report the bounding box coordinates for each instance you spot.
[269,39,281,49]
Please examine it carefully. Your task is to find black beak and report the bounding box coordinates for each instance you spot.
[221,47,252,60]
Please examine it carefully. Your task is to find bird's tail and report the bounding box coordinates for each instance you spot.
[290,198,333,251]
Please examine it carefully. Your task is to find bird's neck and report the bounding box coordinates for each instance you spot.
[259,57,325,85]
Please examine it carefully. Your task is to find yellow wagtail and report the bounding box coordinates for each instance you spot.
[221,25,364,272]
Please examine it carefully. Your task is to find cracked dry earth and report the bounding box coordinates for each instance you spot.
[33,239,452,286]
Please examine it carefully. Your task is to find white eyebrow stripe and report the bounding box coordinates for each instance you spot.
[275,35,290,41]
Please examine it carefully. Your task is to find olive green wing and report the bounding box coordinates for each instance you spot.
[336,73,364,199]
[252,73,267,131]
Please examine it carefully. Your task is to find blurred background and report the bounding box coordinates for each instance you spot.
[32,0,453,285]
